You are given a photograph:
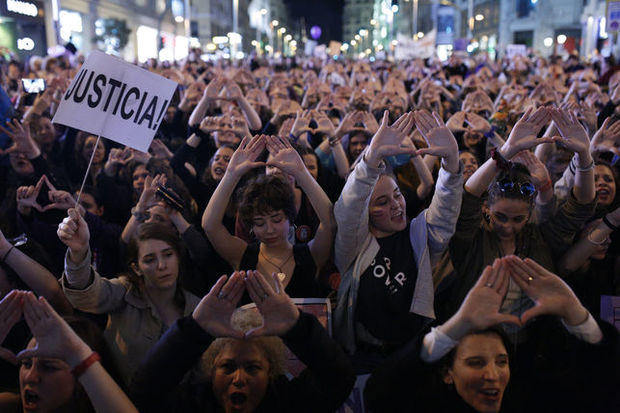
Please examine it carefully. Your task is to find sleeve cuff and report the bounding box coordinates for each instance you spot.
[562,312,604,344]
[420,326,459,363]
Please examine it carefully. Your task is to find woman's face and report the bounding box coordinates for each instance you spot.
[369,175,407,238]
[20,339,76,412]
[302,154,319,180]
[251,210,290,247]
[348,133,368,161]
[132,164,150,193]
[211,147,234,181]
[594,164,616,207]
[444,333,510,413]
[34,117,56,146]
[460,152,479,182]
[487,198,530,241]
[9,151,35,176]
[82,136,106,164]
[136,239,179,291]
[212,341,270,413]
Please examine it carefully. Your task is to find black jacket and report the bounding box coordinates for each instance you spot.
[130,311,355,412]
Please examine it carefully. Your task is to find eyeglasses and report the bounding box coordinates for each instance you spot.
[496,178,536,197]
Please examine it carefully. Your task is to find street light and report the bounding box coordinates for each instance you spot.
[260,8,267,15]
[475,14,484,21]
[557,34,567,44]
[271,20,279,27]
[543,37,553,47]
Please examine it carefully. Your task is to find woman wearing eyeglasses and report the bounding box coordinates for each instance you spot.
[439,107,597,323]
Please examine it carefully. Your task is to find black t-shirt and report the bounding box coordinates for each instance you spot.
[356,224,424,344]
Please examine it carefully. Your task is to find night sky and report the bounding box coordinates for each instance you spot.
[284,0,345,42]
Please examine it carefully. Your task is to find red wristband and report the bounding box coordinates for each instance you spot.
[71,352,101,377]
[538,179,552,192]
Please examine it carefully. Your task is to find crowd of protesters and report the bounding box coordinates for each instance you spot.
[0,44,618,412]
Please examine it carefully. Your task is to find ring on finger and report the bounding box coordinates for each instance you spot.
[485,283,493,288]
[527,276,534,283]
[217,292,227,300]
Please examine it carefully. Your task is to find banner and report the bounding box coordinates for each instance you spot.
[395,29,436,60]
[52,50,177,152]
[505,44,527,59]
[607,0,620,31]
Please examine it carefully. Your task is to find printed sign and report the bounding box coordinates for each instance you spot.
[52,50,177,152]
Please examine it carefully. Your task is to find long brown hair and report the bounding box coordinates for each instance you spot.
[125,223,186,309]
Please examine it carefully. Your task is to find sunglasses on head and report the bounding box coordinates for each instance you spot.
[496,178,536,197]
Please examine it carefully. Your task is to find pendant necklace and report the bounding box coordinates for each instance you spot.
[259,249,293,283]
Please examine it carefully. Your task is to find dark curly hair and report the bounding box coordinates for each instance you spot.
[238,174,296,228]
[487,162,535,207]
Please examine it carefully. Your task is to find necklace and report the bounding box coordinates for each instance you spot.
[259,248,294,281]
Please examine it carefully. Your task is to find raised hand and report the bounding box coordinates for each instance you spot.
[502,106,553,159]
[363,111,380,134]
[265,135,306,176]
[245,271,300,338]
[0,119,39,158]
[149,138,173,160]
[45,189,76,212]
[16,175,46,215]
[314,110,336,137]
[590,117,620,157]
[136,174,166,212]
[447,260,521,339]
[512,151,551,191]
[57,207,90,262]
[413,110,459,173]
[204,76,226,101]
[104,147,131,176]
[504,256,588,326]
[200,116,223,133]
[365,111,417,168]
[0,290,25,365]
[224,79,244,101]
[290,110,312,138]
[192,272,245,338]
[550,108,590,156]
[17,292,92,368]
[226,134,266,177]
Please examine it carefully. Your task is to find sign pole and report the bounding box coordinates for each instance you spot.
[74,134,102,209]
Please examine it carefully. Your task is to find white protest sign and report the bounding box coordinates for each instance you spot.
[395,29,436,60]
[53,50,177,152]
[505,44,527,59]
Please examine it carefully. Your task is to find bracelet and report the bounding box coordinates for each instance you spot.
[538,179,552,192]
[131,206,149,223]
[1,246,14,262]
[602,215,619,232]
[575,159,594,172]
[71,352,101,377]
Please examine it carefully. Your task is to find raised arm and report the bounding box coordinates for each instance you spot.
[225,80,262,130]
[202,135,265,269]
[550,108,595,204]
[265,135,335,267]
[19,292,138,413]
[465,106,553,197]
[0,229,72,315]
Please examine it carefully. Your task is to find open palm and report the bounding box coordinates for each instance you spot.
[192,273,245,338]
[503,106,553,158]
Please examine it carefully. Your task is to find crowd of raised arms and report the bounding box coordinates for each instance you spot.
[0,48,618,413]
